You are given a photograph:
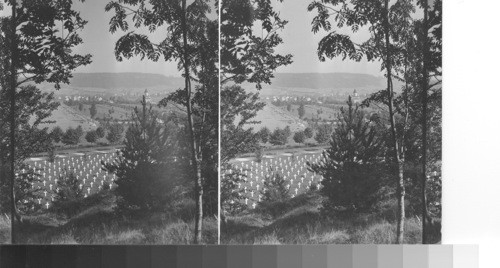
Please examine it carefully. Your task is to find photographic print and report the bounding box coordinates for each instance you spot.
[221,0,442,244]
[0,0,218,244]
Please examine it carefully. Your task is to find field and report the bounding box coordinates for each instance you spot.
[278,104,340,121]
[229,150,325,209]
[38,103,98,132]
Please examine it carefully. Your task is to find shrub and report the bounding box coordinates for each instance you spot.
[52,171,85,217]
[258,169,291,218]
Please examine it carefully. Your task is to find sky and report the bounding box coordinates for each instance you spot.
[270,1,383,76]
[0,1,424,77]
[71,0,182,76]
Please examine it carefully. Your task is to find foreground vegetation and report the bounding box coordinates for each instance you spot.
[1,191,216,245]
[222,191,440,245]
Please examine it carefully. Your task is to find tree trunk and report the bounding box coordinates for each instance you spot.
[384,0,405,244]
[421,0,430,244]
[181,0,203,244]
[9,1,18,245]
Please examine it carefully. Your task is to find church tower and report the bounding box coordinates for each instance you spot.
[144,89,152,104]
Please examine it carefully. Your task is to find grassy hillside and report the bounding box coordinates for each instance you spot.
[38,103,98,131]
[222,191,440,244]
[251,102,307,132]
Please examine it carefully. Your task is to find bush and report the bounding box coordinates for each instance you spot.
[258,169,290,218]
[293,131,306,144]
[85,130,98,143]
[52,171,84,217]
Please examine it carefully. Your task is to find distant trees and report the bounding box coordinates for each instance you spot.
[62,127,83,145]
[258,127,271,144]
[314,124,332,144]
[304,127,314,139]
[269,127,290,146]
[51,127,64,143]
[106,123,124,144]
[293,131,306,144]
[85,131,98,143]
[298,104,306,119]
[309,97,385,213]
[95,126,106,139]
[90,103,97,119]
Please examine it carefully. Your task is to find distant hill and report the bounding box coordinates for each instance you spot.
[270,73,384,89]
[67,72,184,89]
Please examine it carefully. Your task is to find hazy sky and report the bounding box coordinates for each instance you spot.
[72,0,181,76]
[271,1,383,76]
[1,1,421,77]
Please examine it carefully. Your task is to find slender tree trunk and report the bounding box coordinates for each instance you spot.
[9,1,18,244]
[421,0,430,244]
[384,0,405,244]
[181,0,203,244]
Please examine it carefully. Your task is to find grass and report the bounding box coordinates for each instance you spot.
[222,191,440,244]
[5,191,217,245]
[0,213,11,243]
